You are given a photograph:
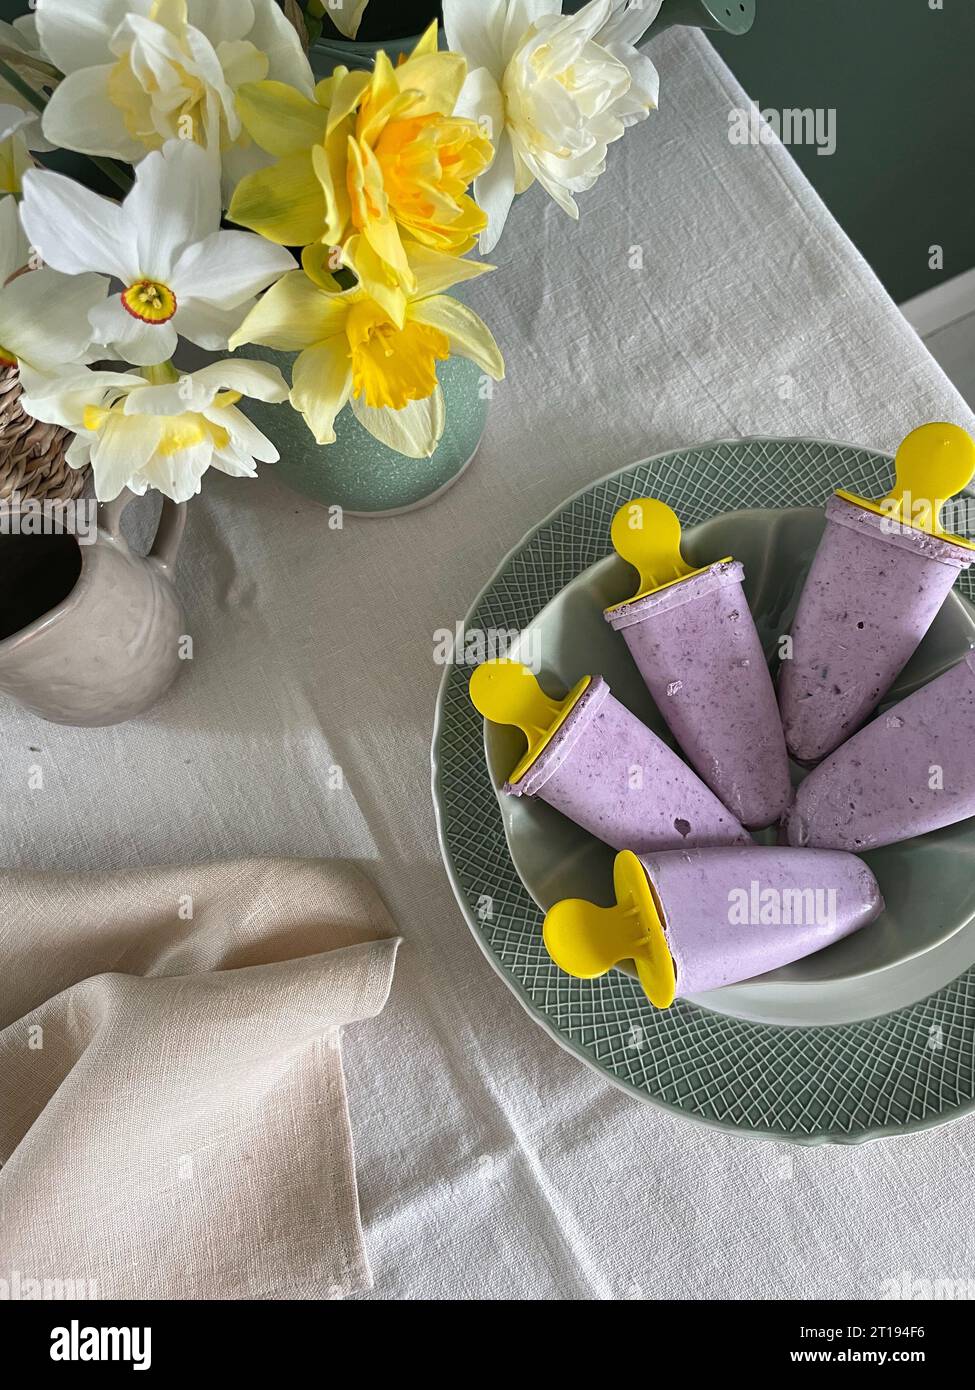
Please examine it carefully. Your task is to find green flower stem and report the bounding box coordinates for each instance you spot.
[0,54,45,113]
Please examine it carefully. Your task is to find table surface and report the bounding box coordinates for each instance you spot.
[5,29,975,1300]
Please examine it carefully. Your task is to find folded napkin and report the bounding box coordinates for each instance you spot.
[0,858,400,1300]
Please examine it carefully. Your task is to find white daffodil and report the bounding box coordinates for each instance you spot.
[0,196,108,373]
[19,357,290,503]
[443,0,661,252]
[34,0,315,203]
[20,138,297,368]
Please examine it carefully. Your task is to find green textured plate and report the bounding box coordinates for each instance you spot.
[432,437,975,1144]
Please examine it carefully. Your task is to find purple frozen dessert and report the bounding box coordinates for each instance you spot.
[636,845,883,996]
[778,494,973,764]
[785,649,975,852]
[542,846,883,1007]
[605,554,792,829]
[469,660,750,853]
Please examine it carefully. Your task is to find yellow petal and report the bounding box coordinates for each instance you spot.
[230,150,325,246]
[291,343,354,446]
[395,53,467,118]
[310,138,351,248]
[327,68,373,136]
[410,295,504,381]
[228,272,349,353]
[408,245,495,299]
[407,20,441,61]
[342,234,409,329]
[351,388,445,459]
[236,81,329,157]
[301,243,346,292]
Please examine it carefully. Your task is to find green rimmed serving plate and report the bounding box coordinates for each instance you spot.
[431,437,975,1145]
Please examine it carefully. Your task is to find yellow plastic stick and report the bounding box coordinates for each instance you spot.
[468,659,590,784]
[608,498,732,607]
[542,851,677,1008]
[837,422,975,547]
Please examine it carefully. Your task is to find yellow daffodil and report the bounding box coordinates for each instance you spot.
[229,22,492,327]
[229,238,504,459]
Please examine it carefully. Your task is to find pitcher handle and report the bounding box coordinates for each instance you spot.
[97,491,132,542]
[98,491,187,573]
[149,497,187,574]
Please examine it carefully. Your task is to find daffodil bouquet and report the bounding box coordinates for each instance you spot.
[0,0,660,502]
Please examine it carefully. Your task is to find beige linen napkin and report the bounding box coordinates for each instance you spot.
[0,858,400,1300]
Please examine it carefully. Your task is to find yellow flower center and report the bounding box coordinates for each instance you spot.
[346,301,449,410]
[122,280,178,325]
[0,345,18,368]
[374,115,491,252]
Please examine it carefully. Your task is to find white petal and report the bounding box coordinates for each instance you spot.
[172,230,296,309]
[20,168,137,282]
[126,358,289,414]
[90,411,166,502]
[0,268,108,370]
[171,297,252,352]
[186,0,254,45]
[209,403,280,463]
[40,66,146,163]
[126,141,223,278]
[442,0,508,77]
[351,388,446,460]
[89,295,179,366]
[34,0,146,76]
[0,193,29,285]
[473,130,517,255]
[597,0,664,47]
[191,358,290,403]
[136,444,213,504]
[0,105,33,144]
[245,0,315,97]
[501,0,561,65]
[455,64,505,147]
[602,41,659,120]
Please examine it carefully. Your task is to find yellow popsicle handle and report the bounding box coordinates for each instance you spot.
[883,422,975,532]
[469,660,564,741]
[610,498,694,600]
[542,851,677,1009]
[468,659,591,784]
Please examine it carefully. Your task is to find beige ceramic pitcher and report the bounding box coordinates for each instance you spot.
[0,491,187,726]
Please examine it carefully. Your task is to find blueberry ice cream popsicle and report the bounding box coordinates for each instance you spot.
[784,649,975,852]
[778,423,975,763]
[469,660,750,853]
[543,846,884,1006]
[604,498,792,829]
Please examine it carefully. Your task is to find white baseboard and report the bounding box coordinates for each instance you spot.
[900,267,975,338]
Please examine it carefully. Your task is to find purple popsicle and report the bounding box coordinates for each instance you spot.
[469,660,750,853]
[778,424,975,764]
[542,847,884,1007]
[784,649,975,852]
[637,845,883,996]
[605,500,792,829]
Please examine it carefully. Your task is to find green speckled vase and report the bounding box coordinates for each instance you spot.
[238,349,488,517]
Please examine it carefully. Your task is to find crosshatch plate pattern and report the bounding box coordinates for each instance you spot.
[432,438,975,1145]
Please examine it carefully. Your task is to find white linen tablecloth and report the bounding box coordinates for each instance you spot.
[3,29,974,1300]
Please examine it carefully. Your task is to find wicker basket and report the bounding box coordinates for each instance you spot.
[0,364,88,503]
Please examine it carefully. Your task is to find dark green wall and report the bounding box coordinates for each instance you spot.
[711,0,975,302]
